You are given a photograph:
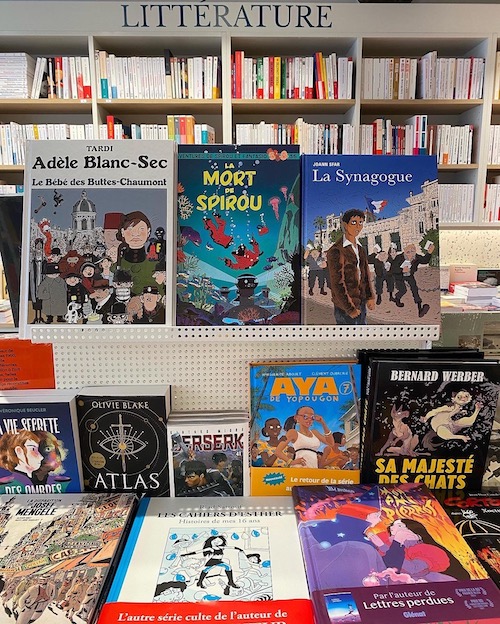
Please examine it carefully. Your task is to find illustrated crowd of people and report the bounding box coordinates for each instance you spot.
[251,408,359,470]
[0,567,101,623]
[305,208,435,324]
[29,209,168,325]
[171,436,244,497]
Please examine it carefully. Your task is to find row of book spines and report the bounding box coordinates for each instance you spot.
[483,183,500,223]
[104,115,215,144]
[31,56,92,100]
[0,123,94,165]
[363,116,473,164]
[0,185,24,195]
[418,51,485,100]
[487,125,500,165]
[362,55,485,100]
[96,50,221,100]
[438,184,475,223]
[232,51,353,100]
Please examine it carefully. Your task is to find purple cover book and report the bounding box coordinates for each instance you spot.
[292,482,500,624]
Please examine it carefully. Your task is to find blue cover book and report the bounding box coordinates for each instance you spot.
[249,360,361,496]
[0,389,83,494]
[176,144,301,326]
[301,154,440,326]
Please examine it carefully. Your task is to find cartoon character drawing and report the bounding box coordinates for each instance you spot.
[420,390,483,450]
[377,405,419,457]
[224,238,262,270]
[203,213,233,248]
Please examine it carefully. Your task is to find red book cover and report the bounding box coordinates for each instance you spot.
[99,600,314,624]
[234,50,243,99]
[54,56,63,98]
[106,114,115,139]
[269,56,275,99]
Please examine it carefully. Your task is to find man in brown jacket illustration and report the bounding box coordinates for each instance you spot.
[327,209,375,325]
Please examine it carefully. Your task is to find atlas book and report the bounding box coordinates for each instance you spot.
[176,144,301,326]
[167,410,249,497]
[249,360,361,496]
[76,385,171,496]
[107,495,310,603]
[440,491,500,588]
[292,482,500,624]
[0,388,84,494]
[360,358,500,491]
[0,492,137,624]
[301,154,440,326]
[20,139,177,335]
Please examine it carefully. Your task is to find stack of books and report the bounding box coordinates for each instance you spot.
[449,280,498,306]
[0,52,36,98]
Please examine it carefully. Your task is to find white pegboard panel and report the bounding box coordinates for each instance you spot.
[31,324,440,344]
[440,229,500,267]
[49,329,434,412]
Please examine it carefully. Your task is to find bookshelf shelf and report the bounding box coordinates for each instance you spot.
[231,99,355,115]
[360,99,483,115]
[0,99,92,113]
[97,98,223,115]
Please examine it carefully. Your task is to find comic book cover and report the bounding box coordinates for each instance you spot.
[76,385,170,496]
[483,406,500,489]
[292,482,500,624]
[440,491,500,588]
[167,412,249,497]
[249,360,361,496]
[360,359,500,491]
[301,154,440,326]
[107,496,309,603]
[0,492,136,624]
[176,144,301,326]
[0,389,83,494]
[20,139,176,335]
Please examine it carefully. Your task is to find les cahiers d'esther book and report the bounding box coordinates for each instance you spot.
[439,491,500,588]
[249,360,361,496]
[107,496,310,604]
[0,388,84,494]
[0,492,137,624]
[76,385,171,496]
[301,154,440,326]
[176,144,301,326]
[20,139,176,336]
[292,482,500,624]
[167,411,249,497]
[360,358,500,491]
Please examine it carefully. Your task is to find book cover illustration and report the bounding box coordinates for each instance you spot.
[76,387,170,496]
[176,144,301,326]
[361,359,500,491]
[292,482,500,624]
[483,405,500,489]
[0,492,136,624]
[108,496,309,604]
[301,154,440,326]
[20,139,176,335]
[249,361,361,496]
[441,491,500,588]
[0,393,83,494]
[167,415,249,497]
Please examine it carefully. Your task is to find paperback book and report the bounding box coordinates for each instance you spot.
[176,144,301,326]
[249,360,361,496]
[0,492,137,624]
[301,154,440,326]
[20,139,176,335]
[167,410,249,497]
[0,388,83,494]
[360,358,500,491]
[440,491,500,588]
[292,482,500,624]
[107,496,310,603]
[76,385,171,496]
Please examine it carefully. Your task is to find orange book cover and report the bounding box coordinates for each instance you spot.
[0,339,55,390]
